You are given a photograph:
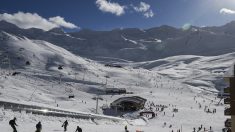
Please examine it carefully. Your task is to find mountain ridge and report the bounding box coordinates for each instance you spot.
[1,20,235,62]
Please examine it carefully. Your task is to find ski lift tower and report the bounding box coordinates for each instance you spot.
[93,95,103,114]
[104,75,110,85]
[82,68,87,81]
[59,74,63,84]
[5,52,11,74]
[223,64,235,131]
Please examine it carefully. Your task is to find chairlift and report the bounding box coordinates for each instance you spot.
[68,94,75,98]
[58,65,63,70]
[25,61,31,65]
[65,88,74,98]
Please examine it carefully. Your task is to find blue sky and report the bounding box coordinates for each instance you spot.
[1,0,235,31]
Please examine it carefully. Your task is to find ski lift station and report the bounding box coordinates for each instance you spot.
[105,88,126,94]
[110,96,147,111]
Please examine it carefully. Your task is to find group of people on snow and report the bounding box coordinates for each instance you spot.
[192,124,212,132]
[9,118,82,132]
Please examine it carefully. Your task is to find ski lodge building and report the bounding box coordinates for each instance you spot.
[222,65,235,132]
[110,96,147,111]
[105,88,126,94]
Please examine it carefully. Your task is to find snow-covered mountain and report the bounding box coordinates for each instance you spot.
[0,21,234,132]
[1,20,235,62]
[130,53,235,92]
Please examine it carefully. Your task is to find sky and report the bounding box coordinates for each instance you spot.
[1,0,235,31]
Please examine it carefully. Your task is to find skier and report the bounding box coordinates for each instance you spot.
[163,122,166,126]
[62,120,69,131]
[35,121,42,132]
[75,126,82,132]
[125,125,128,132]
[9,117,18,132]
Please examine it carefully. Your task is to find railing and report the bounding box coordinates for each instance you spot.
[0,100,125,122]
[224,98,231,104]
[225,118,231,127]
[224,107,231,116]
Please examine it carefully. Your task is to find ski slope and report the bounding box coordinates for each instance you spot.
[0,31,234,132]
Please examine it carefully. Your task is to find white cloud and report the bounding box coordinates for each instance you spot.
[132,2,154,18]
[95,0,125,16]
[220,8,235,15]
[144,10,154,18]
[133,2,150,12]
[49,16,77,29]
[0,12,78,31]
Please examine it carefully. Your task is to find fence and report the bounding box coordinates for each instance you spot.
[0,100,124,122]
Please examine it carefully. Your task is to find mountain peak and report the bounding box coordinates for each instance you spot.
[224,20,235,27]
[0,20,20,29]
[159,25,174,29]
[47,27,65,34]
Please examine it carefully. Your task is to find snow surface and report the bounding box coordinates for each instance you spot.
[0,31,234,132]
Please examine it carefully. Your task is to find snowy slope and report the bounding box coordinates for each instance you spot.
[0,31,233,132]
[131,53,235,93]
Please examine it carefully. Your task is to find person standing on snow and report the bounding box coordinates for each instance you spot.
[125,125,129,132]
[35,121,42,132]
[9,117,18,132]
[62,120,69,131]
[75,126,82,132]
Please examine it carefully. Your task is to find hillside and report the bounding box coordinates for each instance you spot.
[0,30,234,131]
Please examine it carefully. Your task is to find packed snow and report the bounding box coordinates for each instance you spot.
[0,31,234,132]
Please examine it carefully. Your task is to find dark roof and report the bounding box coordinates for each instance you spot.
[111,96,146,106]
[106,88,126,91]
